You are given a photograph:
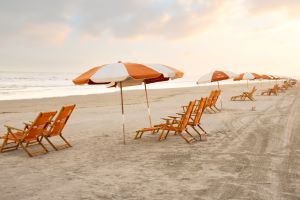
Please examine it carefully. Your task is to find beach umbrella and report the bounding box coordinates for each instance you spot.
[73,62,183,144]
[197,70,237,89]
[234,72,261,89]
[259,74,273,88]
[197,70,237,108]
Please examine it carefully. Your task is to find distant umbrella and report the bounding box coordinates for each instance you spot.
[234,72,261,89]
[197,70,237,109]
[197,70,237,89]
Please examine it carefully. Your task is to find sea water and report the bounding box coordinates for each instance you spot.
[0,71,272,101]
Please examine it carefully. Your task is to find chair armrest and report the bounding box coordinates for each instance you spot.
[168,116,179,119]
[4,125,23,132]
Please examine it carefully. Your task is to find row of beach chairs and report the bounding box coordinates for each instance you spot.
[0,105,75,157]
[261,81,295,96]
[231,80,296,101]
[135,90,221,144]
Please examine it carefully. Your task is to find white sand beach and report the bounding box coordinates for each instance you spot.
[0,82,299,200]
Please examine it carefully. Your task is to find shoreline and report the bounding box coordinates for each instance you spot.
[0,79,286,102]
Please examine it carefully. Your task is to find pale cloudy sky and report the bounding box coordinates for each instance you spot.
[0,0,299,78]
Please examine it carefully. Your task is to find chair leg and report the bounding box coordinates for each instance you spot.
[178,130,195,144]
[213,105,220,112]
[44,137,58,151]
[60,135,72,147]
[19,142,33,157]
[158,129,168,141]
[0,137,19,153]
[0,137,8,153]
[197,124,208,135]
[37,139,49,153]
[134,131,142,139]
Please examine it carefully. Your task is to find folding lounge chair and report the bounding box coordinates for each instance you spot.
[42,105,76,150]
[0,111,57,157]
[158,100,197,144]
[210,90,221,112]
[261,85,278,96]
[274,84,284,93]
[231,86,257,101]
[169,98,208,141]
[205,90,217,113]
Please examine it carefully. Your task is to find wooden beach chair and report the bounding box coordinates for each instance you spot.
[169,98,208,141]
[0,111,57,157]
[231,86,257,101]
[158,100,197,143]
[42,105,76,150]
[205,90,217,113]
[210,90,221,112]
[261,85,278,96]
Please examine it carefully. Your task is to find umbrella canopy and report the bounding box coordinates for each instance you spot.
[234,72,261,89]
[260,74,272,80]
[197,70,237,109]
[73,62,183,87]
[234,72,261,81]
[73,62,184,144]
[197,70,237,84]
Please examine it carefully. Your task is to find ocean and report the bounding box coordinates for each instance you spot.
[0,71,275,101]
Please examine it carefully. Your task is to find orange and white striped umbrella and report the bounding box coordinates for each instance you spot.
[260,74,272,80]
[73,62,183,87]
[197,70,237,109]
[234,72,261,89]
[197,70,237,85]
[73,62,184,144]
[234,72,261,81]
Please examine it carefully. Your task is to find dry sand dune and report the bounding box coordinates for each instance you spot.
[0,82,299,200]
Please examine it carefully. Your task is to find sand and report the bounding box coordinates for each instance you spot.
[0,82,299,200]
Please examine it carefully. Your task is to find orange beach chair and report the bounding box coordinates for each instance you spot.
[169,98,207,141]
[231,86,257,101]
[261,85,278,96]
[42,105,76,150]
[0,111,57,157]
[206,90,221,112]
[158,100,197,143]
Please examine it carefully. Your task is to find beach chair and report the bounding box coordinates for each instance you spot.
[169,98,208,141]
[274,84,284,93]
[42,105,76,150]
[231,86,257,101]
[0,111,57,157]
[158,100,197,143]
[261,85,278,96]
[210,90,221,112]
[205,90,217,113]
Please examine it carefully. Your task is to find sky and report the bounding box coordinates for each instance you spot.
[0,0,300,78]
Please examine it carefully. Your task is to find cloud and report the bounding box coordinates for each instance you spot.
[1,0,300,44]
[74,0,226,39]
[0,0,228,43]
[246,0,300,18]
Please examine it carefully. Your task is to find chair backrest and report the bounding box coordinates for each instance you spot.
[206,90,215,107]
[250,86,257,95]
[25,111,57,139]
[48,104,76,136]
[192,97,207,126]
[212,90,221,105]
[178,100,196,130]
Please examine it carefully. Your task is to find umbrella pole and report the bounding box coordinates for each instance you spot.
[247,80,249,89]
[120,82,126,145]
[144,83,152,127]
[217,81,223,109]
